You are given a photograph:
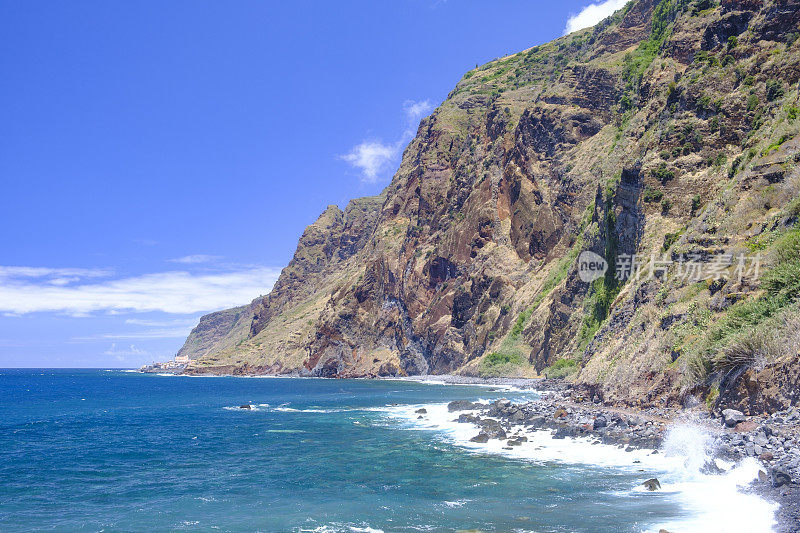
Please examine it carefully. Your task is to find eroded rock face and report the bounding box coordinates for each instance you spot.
[250,196,384,337]
[176,305,251,362]
[182,0,800,410]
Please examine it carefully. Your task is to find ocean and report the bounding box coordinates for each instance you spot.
[0,370,777,532]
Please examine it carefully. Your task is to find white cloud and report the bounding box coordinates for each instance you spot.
[93,317,203,340]
[124,317,200,328]
[103,343,147,356]
[97,329,193,339]
[168,254,221,264]
[403,99,433,123]
[103,343,149,363]
[341,99,434,183]
[48,277,83,286]
[564,0,628,34]
[0,266,113,280]
[71,327,197,341]
[340,141,400,183]
[0,266,279,315]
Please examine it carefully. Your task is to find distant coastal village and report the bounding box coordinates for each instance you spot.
[139,354,192,373]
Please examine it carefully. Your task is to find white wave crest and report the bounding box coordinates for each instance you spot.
[382,403,778,532]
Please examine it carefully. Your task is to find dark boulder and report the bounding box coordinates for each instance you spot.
[642,478,661,491]
[457,413,479,424]
[593,415,608,430]
[770,468,793,488]
[477,419,507,439]
[448,400,479,412]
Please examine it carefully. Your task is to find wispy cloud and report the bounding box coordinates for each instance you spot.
[71,326,198,341]
[340,141,400,183]
[0,267,113,292]
[102,343,150,363]
[92,317,203,340]
[95,329,193,339]
[341,99,434,183]
[564,0,628,34]
[168,254,222,264]
[124,317,200,328]
[403,99,433,125]
[89,317,205,340]
[0,266,113,280]
[0,266,279,315]
[103,343,147,356]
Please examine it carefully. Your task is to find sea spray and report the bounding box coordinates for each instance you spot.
[3,371,785,531]
[661,422,717,475]
[646,423,778,533]
[386,403,779,533]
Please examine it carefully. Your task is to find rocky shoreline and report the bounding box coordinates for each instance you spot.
[167,371,799,529]
[431,378,799,532]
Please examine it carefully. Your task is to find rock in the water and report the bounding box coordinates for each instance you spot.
[758,470,768,482]
[239,404,252,409]
[477,419,507,439]
[448,400,478,412]
[642,478,661,491]
[415,408,427,414]
[470,433,489,443]
[700,460,725,475]
[457,413,479,424]
[722,409,746,428]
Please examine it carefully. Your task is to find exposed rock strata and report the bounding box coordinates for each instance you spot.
[181,0,800,418]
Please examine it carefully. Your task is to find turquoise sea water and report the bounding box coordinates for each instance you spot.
[0,370,775,532]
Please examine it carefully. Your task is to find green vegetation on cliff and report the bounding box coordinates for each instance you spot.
[180,0,800,413]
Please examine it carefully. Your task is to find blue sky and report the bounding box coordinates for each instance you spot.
[0,0,626,367]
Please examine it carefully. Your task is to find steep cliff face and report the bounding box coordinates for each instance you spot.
[177,305,251,362]
[183,0,800,411]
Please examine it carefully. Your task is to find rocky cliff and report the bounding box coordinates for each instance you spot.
[182,0,800,413]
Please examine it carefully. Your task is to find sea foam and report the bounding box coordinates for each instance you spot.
[382,401,778,533]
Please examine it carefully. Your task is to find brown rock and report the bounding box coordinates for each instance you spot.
[642,478,661,491]
[173,0,800,418]
[734,420,758,433]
